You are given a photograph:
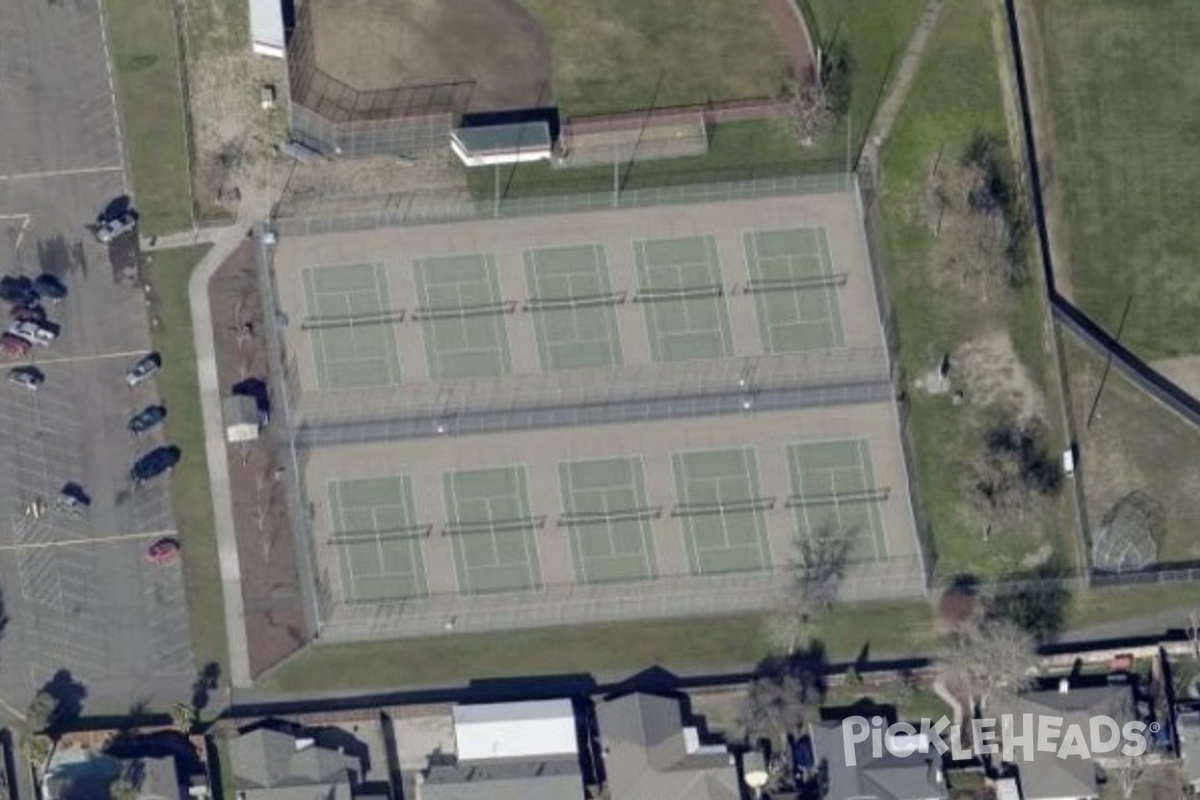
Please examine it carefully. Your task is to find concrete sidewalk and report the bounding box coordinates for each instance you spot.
[174,221,255,688]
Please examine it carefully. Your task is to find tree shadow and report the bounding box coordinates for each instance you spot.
[38,669,87,734]
[192,663,221,712]
[986,558,1071,641]
[232,377,271,418]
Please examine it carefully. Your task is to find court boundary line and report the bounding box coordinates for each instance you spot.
[558,454,656,584]
[672,446,772,576]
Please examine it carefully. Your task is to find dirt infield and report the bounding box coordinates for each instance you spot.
[309,0,552,111]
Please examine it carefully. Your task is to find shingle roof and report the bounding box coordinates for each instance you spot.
[230,729,357,792]
[451,122,552,155]
[595,694,739,800]
[417,757,584,800]
[809,722,948,800]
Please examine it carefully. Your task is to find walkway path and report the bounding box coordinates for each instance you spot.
[175,221,256,688]
[859,0,947,171]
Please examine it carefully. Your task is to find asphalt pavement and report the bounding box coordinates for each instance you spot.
[0,0,193,714]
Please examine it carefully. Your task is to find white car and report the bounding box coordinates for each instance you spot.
[126,353,162,387]
[96,212,137,243]
[7,366,43,390]
[6,320,58,347]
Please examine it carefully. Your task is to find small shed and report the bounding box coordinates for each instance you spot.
[248,0,284,58]
[452,699,578,761]
[450,122,553,167]
[224,395,262,443]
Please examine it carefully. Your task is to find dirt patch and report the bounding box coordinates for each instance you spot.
[310,0,552,110]
[955,331,1045,418]
[209,242,307,675]
[1151,356,1200,400]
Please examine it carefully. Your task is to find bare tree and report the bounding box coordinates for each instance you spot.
[769,522,851,653]
[737,672,812,756]
[25,691,57,734]
[968,417,1062,526]
[1189,610,1200,659]
[945,618,1035,710]
[20,733,52,771]
[1110,752,1146,799]
[170,702,197,735]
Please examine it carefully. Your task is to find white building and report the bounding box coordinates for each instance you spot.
[248,0,284,58]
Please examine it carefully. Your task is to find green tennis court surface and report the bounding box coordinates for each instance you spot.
[415,254,512,380]
[787,440,887,562]
[444,466,542,594]
[559,457,657,584]
[524,244,624,371]
[635,236,733,363]
[672,448,772,575]
[328,475,428,602]
[303,264,402,389]
[744,228,844,353]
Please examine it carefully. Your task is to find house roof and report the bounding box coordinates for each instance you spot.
[595,693,739,800]
[417,758,584,800]
[1001,682,1135,800]
[451,122,552,155]
[135,756,186,800]
[1178,712,1200,785]
[453,700,578,761]
[230,728,357,792]
[809,722,948,800]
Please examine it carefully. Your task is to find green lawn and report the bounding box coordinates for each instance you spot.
[104,0,193,235]
[518,0,791,117]
[183,0,248,56]
[802,0,930,161]
[261,600,938,693]
[469,119,819,202]
[145,245,229,680]
[876,0,1074,580]
[1031,0,1200,359]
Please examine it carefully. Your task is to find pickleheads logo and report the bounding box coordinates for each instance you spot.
[840,714,1155,766]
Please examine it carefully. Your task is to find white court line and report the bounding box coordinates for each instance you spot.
[0,165,124,182]
[0,528,175,551]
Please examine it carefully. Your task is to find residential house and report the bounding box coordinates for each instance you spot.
[1175,709,1200,793]
[229,725,369,800]
[808,720,948,800]
[414,700,586,800]
[594,692,741,800]
[999,677,1139,800]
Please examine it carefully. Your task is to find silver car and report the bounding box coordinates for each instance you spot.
[96,212,136,243]
[126,353,162,387]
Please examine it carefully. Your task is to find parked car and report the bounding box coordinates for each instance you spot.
[11,304,46,322]
[32,274,67,303]
[125,353,161,387]
[6,320,58,347]
[1,333,31,359]
[7,366,44,390]
[0,276,37,306]
[128,404,167,436]
[129,445,180,484]
[144,537,180,565]
[95,211,137,243]
[56,482,90,516]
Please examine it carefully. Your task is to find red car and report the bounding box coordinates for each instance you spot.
[145,537,180,565]
[1,333,30,359]
[11,305,45,323]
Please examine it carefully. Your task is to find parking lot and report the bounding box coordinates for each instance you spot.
[0,0,193,712]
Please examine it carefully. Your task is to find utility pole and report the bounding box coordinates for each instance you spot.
[1086,294,1132,430]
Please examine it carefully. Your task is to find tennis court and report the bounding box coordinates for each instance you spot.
[787,439,887,563]
[444,466,542,594]
[303,264,402,389]
[558,457,657,584]
[523,244,624,371]
[744,228,845,353]
[328,475,429,602]
[414,254,513,380]
[672,448,773,575]
[635,236,733,362]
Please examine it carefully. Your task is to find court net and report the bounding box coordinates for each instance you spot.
[329,523,433,544]
[672,496,776,517]
[743,273,848,294]
[442,515,547,535]
[634,284,725,303]
[301,309,406,330]
[558,506,663,527]
[523,291,627,312]
[412,300,518,320]
[786,487,890,507]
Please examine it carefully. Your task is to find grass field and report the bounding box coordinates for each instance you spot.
[518,0,791,117]
[874,0,1074,580]
[261,601,939,692]
[468,119,816,201]
[104,0,193,235]
[145,245,229,680]
[1029,0,1200,360]
[1061,336,1200,565]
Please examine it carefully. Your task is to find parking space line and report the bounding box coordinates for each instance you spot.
[0,528,175,551]
[16,348,149,367]
[0,165,124,182]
